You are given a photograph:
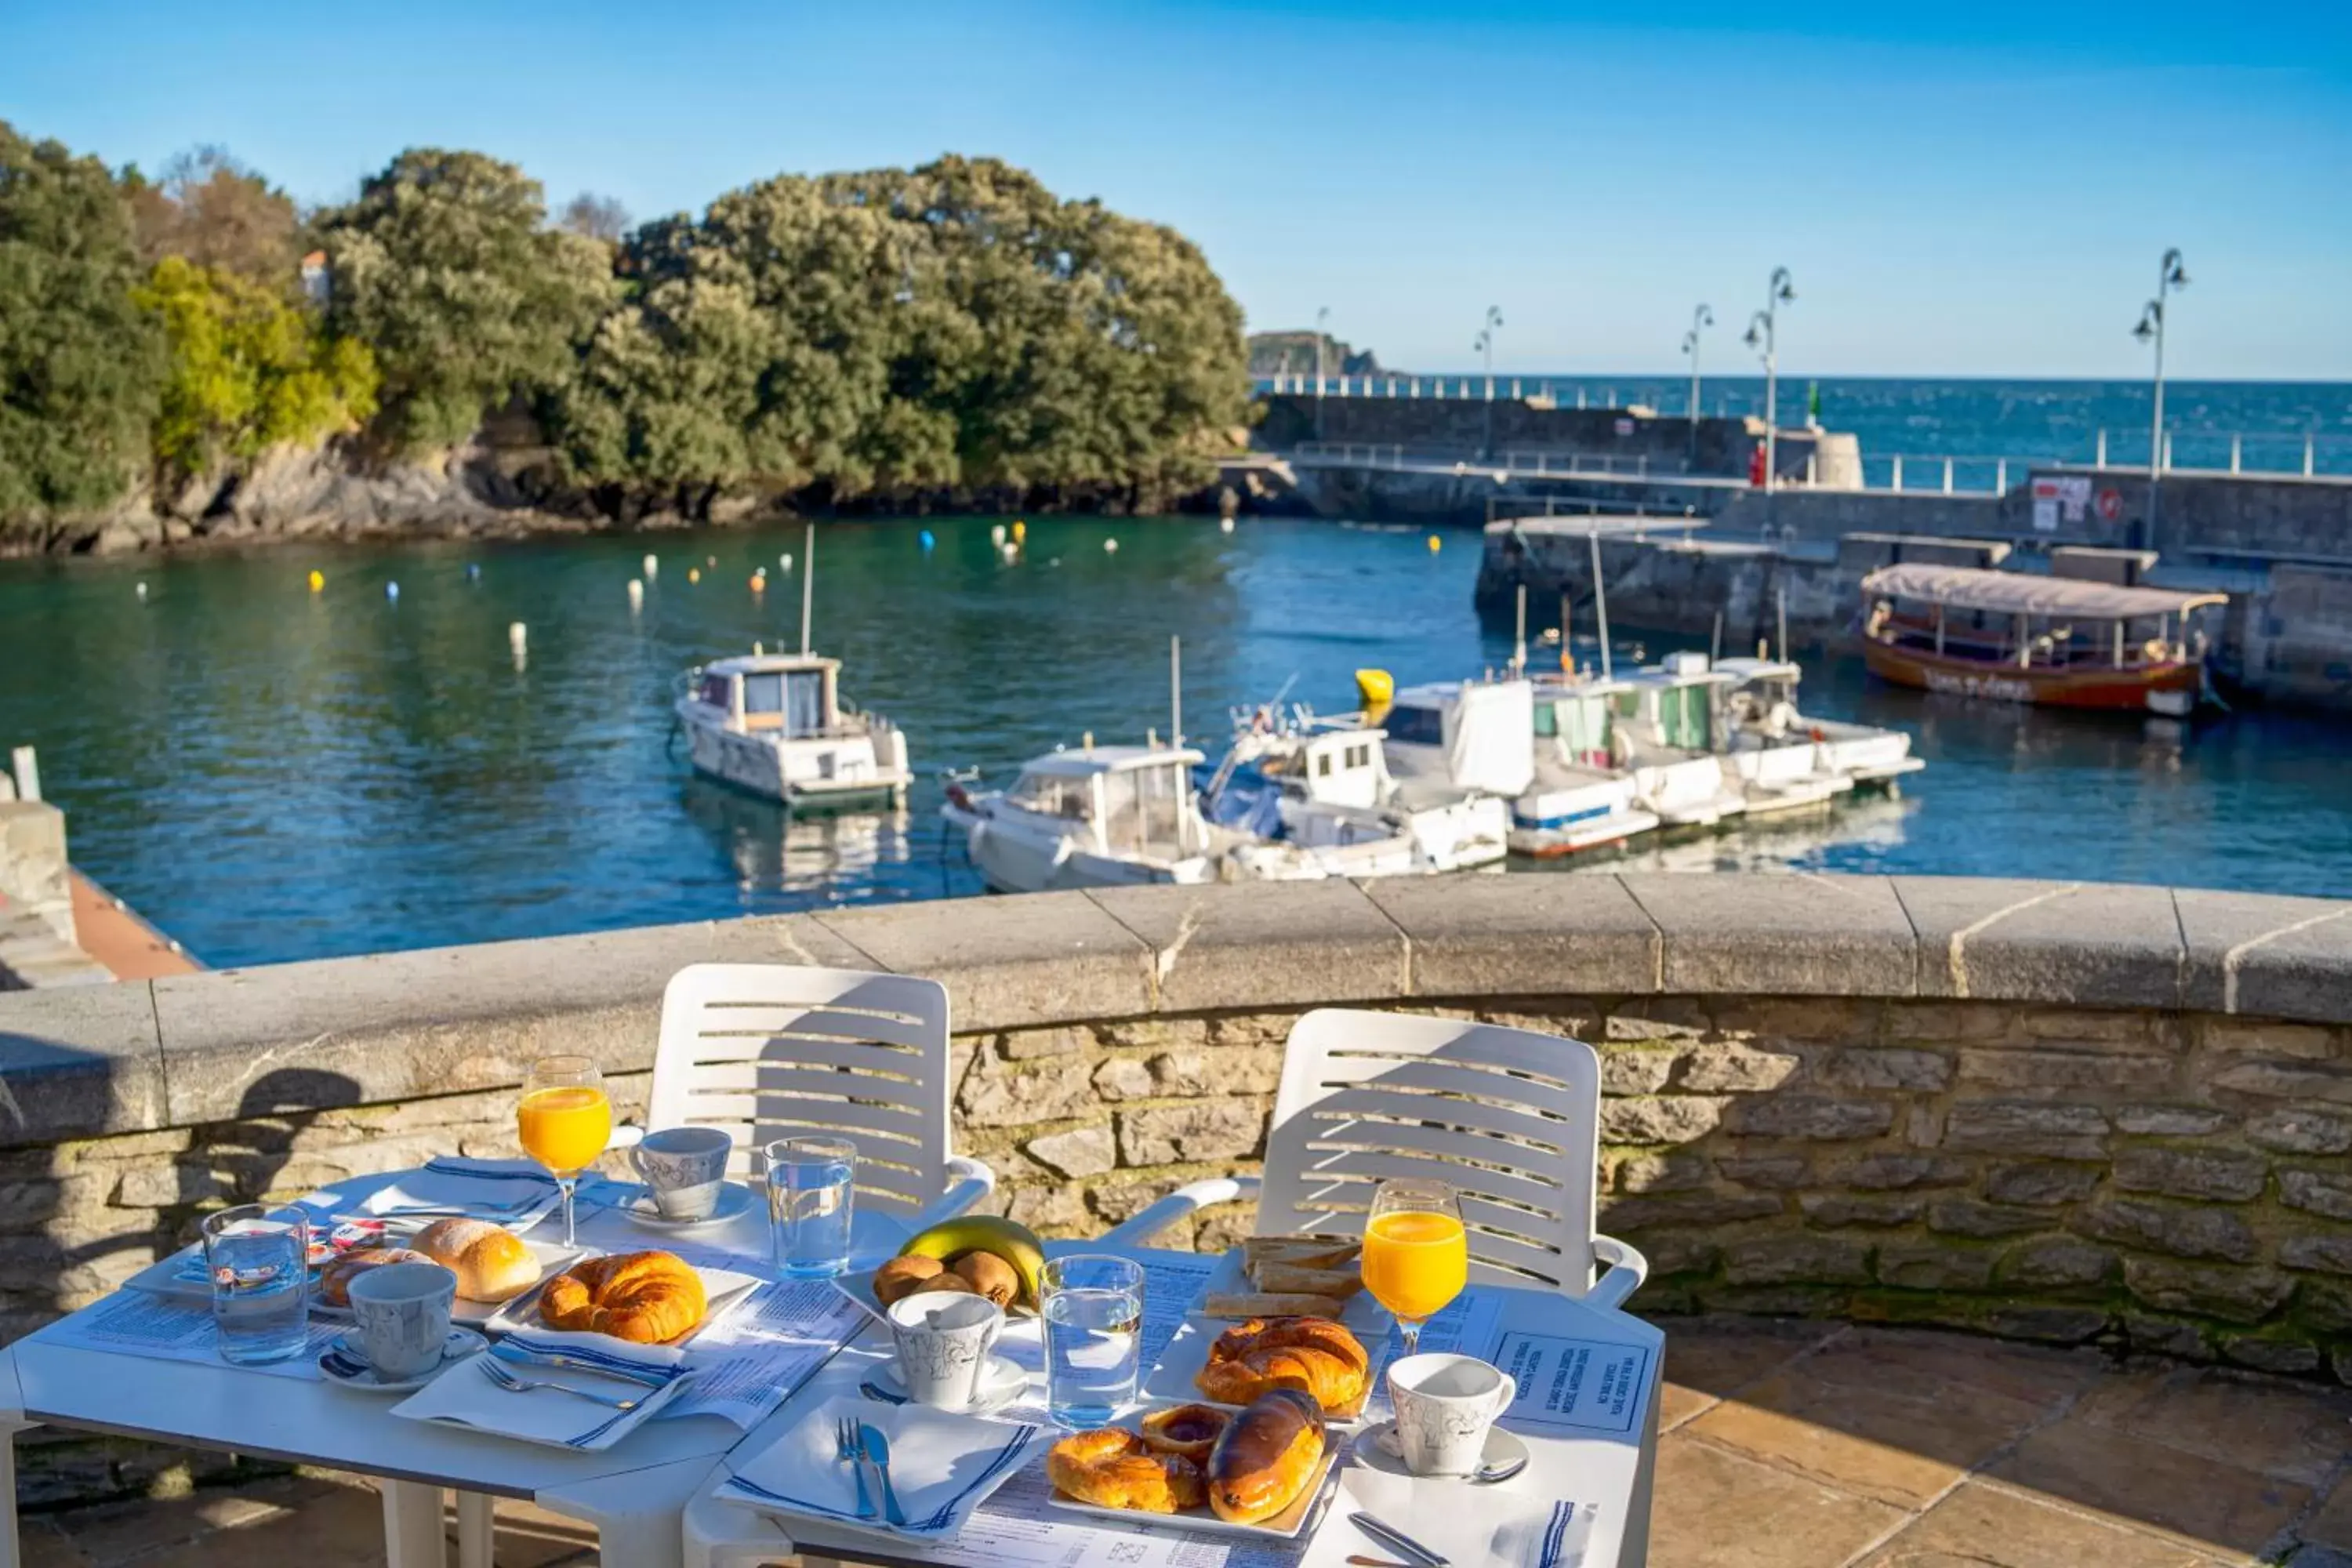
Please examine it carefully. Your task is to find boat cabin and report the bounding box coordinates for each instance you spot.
[1004,746,1210,859]
[1860,566,2223,674]
[1378,681,1537,798]
[689,655,847,737]
[1530,677,1632,769]
[1613,652,1737,756]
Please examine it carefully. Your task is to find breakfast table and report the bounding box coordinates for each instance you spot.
[0,1168,1661,1568]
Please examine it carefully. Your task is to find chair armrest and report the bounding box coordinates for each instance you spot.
[1585,1233,1649,1312]
[905,1156,999,1234]
[1098,1175,1262,1247]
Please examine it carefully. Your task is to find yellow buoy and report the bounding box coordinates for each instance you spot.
[688,567,701,584]
[1426,535,1442,554]
[1356,669,1396,711]
[307,569,325,592]
[1011,519,1027,543]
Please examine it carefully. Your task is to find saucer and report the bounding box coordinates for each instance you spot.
[621,1182,754,1231]
[319,1327,487,1393]
[877,1352,1029,1414]
[1355,1419,1531,1484]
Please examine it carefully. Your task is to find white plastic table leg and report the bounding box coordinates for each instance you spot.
[1,1417,24,1568]
[380,1479,448,1568]
[1621,1356,1662,1566]
[455,1489,495,1568]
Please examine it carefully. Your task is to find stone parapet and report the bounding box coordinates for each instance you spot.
[3,875,2351,1387]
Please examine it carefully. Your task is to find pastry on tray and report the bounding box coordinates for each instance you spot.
[1139,1403,1230,1463]
[410,1218,541,1301]
[1200,1233,1366,1320]
[1046,1428,1206,1513]
[1196,1316,1369,1412]
[538,1250,707,1343]
[1206,1389,1327,1525]
[315,1246,432,1308]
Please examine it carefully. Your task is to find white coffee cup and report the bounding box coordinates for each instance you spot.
[347,1262,459,1381]
[885,1292,1004,1409]
[1386,1352,1517,1477]
[633,1127,734,1220]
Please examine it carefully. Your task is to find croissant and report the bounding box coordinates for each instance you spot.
[1196,1316,1369,1412]
[538,1250,706,1344]
[1047,1428,1206,1512]
[1207,1389,1327,1524]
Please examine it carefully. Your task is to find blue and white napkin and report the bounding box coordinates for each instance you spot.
[390,1330,694,1450]
[355,1158,564,1229]
[714,1395,1043,1541]
[1340,1465,1597,1566]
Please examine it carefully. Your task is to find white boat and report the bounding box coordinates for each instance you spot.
[1712,655,1925,788]
[1213,712,1512,877]
[943,745,1226,892]
[1374,676,1657,858]
[676,652,911,809]
[1582,659,1759,826]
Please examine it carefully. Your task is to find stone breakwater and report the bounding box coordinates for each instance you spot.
[4,874,2351,1504]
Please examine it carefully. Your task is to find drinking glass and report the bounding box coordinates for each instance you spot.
[201,1204,311,1365]
[765,1135,856,1277]
[1361,1178,1468,1359]
[1039,1253,1144,1429]
[517,1055,611,1247]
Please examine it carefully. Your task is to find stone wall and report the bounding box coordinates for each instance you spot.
[5,875,2352,1499]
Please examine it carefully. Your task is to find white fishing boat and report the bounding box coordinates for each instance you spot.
[1613,653,1847,817]
[1210,709,1511,877]
[1713,655,1925,787]
[675,653,911,808]
[942,743,1226,892]
[673,524,912,808]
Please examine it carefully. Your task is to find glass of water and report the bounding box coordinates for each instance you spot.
[201,1204,311,1365]
[766,1136,856,1278]
[1040,1253,1145,1429]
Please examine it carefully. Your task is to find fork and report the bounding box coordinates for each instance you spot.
[478,1356,641,1409]
[838,1417,877,1519]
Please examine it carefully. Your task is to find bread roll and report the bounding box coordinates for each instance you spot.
[411,1218,540,1301]
[1206,1389,1326,1524]
[539,1250,706,1343]
[317,1247,431,1308]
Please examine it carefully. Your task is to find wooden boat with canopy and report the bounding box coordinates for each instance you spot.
[1858,564,2224,717]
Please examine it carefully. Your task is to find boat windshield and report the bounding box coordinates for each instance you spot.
[1385,704,1446,747]
[1008,770,1094,822]
[1100,764,1192,857]
[743,670,828,735]
[698,673,731,710]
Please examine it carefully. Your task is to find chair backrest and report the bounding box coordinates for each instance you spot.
[650,964,953,1220]
[1261,1008,1604,1296]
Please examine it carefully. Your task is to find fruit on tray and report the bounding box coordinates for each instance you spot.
[1196,1316,1369,1412]
[1047,1427,1207,1514]
[884,1216,1045,1308]
[1202,1233,1365,1319]
[1207,1389,1327,1525]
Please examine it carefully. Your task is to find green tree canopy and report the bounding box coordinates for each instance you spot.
[0,120,165,520]
[134,255,379,481]
[314,148,613,452]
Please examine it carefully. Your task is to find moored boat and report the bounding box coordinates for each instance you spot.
[1858,564,2224,717]
[1713,655,1923,791]
[675,652,911,808]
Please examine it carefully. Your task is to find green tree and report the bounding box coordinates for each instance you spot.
[313,148,613,452]
[134,255,379,481]
[0,120,165,524]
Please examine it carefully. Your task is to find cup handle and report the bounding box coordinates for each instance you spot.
[1492,1374,1518,1417]
[980,1312,1002,1357]
[629,1148,648,1178]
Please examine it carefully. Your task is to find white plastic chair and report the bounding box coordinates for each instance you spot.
[1102,1008,1646,1308]
[622,963,993,1233]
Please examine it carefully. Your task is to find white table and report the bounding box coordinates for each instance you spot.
[681,1243,1661,1568]
[0,1170,909,1568]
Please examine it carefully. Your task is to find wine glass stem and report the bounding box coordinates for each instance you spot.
[1399,1318,1423,1359]
[558,1177,577,1247]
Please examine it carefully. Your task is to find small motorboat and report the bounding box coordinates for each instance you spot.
[676,652,911,809]
[943,743,1225,893]
[1713,655,1924,789]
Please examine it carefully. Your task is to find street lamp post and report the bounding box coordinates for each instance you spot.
[2132,248,2188,554]
[1473,306,1504,458]
[1681,303,1713,437]
[1314,305,1330,442]
[1741,267,1796,492]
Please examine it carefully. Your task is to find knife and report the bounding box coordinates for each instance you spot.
[861,1422,909,1528]
[491,1343,673,1388]
[1349,1512,1451,1567]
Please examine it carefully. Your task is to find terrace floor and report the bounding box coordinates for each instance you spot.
[19,1318,2352,1567]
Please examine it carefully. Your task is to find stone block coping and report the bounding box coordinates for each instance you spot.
[2,874,2349,1145]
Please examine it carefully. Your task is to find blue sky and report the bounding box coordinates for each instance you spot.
[5,1,2347,379]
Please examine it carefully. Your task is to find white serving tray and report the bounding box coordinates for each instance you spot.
[485,1260,764,1349]
[1045,1427,1342,1541]
[1142,1316,1375,1424]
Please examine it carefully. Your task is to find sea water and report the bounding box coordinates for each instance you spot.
[208,1229,310,1365]
[1042,1287,1143,1428]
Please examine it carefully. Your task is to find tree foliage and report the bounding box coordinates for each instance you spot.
[560,192,632,244]
[314,148,614,452]
[125,146,305,287]
[134,256,379,481]
[0,120,165,520]
[552,155,1247,506]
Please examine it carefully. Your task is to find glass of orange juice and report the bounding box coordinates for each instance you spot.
[1362,1178,1468,1358]
[518,1055,612,1247]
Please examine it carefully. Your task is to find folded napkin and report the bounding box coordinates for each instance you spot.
[715,1394,1043,1540]
[1339,1466,1596,1567]
[390,1330,693,1450]
[356,1159,563,1227]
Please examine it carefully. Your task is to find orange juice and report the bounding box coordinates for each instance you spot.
[517,1086,612,1176]
[1361,1210,1468,1323]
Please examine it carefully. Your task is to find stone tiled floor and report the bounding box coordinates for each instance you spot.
[22,1319,2352,1566]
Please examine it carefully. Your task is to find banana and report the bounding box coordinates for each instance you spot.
[900,1215,1047,1308]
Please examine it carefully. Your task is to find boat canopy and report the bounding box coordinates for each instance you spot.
[1019,746,1207,779]
[1861,565,2225,620]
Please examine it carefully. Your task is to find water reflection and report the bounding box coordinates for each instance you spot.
[678,783,933,900]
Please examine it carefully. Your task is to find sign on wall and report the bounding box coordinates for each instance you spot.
[2031,474,2093,532]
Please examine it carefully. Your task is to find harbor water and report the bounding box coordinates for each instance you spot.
[4,514,2349,969]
